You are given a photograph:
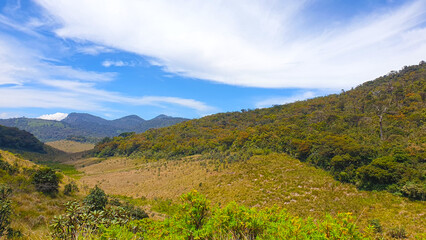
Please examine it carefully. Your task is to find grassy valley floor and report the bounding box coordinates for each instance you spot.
[72,153,425,239]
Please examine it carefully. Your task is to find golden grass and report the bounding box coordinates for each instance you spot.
[76,153,425,239]
[45,140,94,153]
[0,150,86,239]
[0,150,36,168]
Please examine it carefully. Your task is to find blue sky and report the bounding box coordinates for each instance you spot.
[0,0,425,120]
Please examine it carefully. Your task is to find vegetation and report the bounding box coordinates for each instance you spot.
[57,190,375,240]
[0,125,45,153]
[0,184,13,237]
[50,186,148,240]
[0,150,80,238]
[32,168,61,196]
[78,153,425,237]
[84,186,108,211]
[63,182,79,196]
[0,113,188,142]
[94,62,426,198]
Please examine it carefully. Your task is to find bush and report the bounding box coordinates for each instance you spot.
[94,191,374,239]
[84,185,108,211]
[401,182,426,200]
[32,168,60,195]
[0,184,12,237]
[63,182,79,196]
[388,226,407,239]
[368,219,382,233]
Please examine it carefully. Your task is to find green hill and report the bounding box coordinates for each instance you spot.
[0,113,188,142]
[0,125,45,153]
[94,62,426,199]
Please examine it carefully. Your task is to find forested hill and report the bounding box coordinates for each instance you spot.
[0,113,189,142]
[0,125,45,153]
[94,62,426,199]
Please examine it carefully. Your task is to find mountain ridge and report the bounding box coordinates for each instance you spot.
[0,113,189,142]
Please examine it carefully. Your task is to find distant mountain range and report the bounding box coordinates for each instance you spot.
[0,113,189,142]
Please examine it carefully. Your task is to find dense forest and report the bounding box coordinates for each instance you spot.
[94,62,426,200]
[0,125,45,153]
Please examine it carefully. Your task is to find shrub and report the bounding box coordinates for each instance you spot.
[63,182,79,196]
[388,226,407,239]
[401,182,426,200]
[368,219,382,233]
[0,184,12,237]
[84,185,108,211]
[32,167,60,195]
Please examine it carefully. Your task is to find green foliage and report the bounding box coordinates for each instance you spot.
[388,226,407,239]
[0,184,12,237]
[64,182,79,196]
[368,219,382,233]
[50,201,131,239]
[51,194,148,239]
[93,62,426,197]
[84,186,108,211]
[0,125,45,153]
[0,113,187,142]
[401,182,426,200]
[32,167,60,195]
[93,191,374,239]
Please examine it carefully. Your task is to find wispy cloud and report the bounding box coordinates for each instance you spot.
[35,0,426,89]
[102,60,135,67]
[77,45,114,55]
[255,91,319,108]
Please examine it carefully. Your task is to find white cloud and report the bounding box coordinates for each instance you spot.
[35,0,426,89]
[38,112,69,121]
[102,60,134,67]
[255,91,319,108]
[0,29,213,115]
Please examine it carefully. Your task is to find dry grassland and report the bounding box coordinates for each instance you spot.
[76,153,425,238]
[46,140,94,153]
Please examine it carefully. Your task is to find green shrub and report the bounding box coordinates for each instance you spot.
[0,184,12,237]
[32,167,60,195]
[95,191,374,240]
[388,226,407,239]
[63,182,79,196]
[84,186,108,211]
[401,182,426,200]
[368,219,382,233]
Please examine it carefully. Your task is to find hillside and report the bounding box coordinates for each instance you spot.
[0,125,45,153]
[0,113,189,142]
[94,62,426,199]
[74,153,425,238]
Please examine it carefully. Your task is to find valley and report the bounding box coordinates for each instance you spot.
[0,63,425,239]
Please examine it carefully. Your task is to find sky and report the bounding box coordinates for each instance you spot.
[0,0,425,120]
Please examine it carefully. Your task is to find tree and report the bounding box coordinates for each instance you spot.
[32,168,60,195]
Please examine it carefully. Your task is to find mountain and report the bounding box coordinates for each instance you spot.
[0,113,189,142]
[0,125,45,153]
[94,62,426,200]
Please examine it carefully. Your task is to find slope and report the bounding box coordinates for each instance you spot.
[94,62,426,198]
[0,125,45,153]
[75,153,425,238]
